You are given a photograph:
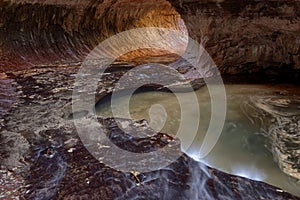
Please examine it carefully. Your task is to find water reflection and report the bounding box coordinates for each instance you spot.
[95,84,300,197]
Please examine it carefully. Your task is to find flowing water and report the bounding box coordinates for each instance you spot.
[95,84,300,197]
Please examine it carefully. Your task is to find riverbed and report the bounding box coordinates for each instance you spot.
[96,84,300,197]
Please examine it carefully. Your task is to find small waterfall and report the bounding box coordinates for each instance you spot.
[25,137,67,200]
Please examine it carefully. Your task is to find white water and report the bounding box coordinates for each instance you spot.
[96,84,300,197]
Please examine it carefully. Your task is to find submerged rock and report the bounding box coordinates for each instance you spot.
[24,117,300,200]
[0,65,299,199]
[243,95,300,180]
[0,1,300,198]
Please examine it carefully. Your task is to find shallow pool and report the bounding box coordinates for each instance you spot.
[96,84,300,196]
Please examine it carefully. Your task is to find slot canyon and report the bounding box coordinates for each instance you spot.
[0,0,300,199]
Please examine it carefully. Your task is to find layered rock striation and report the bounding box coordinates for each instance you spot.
[243,95,300,180]
[0,0,300,199]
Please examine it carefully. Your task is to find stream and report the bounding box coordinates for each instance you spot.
[96,84,300,197]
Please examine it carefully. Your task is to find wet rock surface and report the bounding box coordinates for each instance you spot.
[0,73,17,126]
[0,65,299,199]
[1,0,300,199]
[24,122,300,200]
[243,95,300,180]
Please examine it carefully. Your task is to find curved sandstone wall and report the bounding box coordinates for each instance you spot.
[170,0,300,75]
[0,0,188,72]
[0,0,299,76]
[0,1,300,198]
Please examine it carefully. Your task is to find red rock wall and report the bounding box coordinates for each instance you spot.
[170,0,300,74]
[0,0,187,72]
[1,0,300,76]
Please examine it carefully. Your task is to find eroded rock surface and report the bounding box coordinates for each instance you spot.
[243,95,300,180]
[1,0,300,199]
[0,65,299,199]
[0,0,188,71]
[1,0,299,77]
[171,0,300,76]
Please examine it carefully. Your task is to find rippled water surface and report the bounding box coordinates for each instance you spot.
[96,84,300,196]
